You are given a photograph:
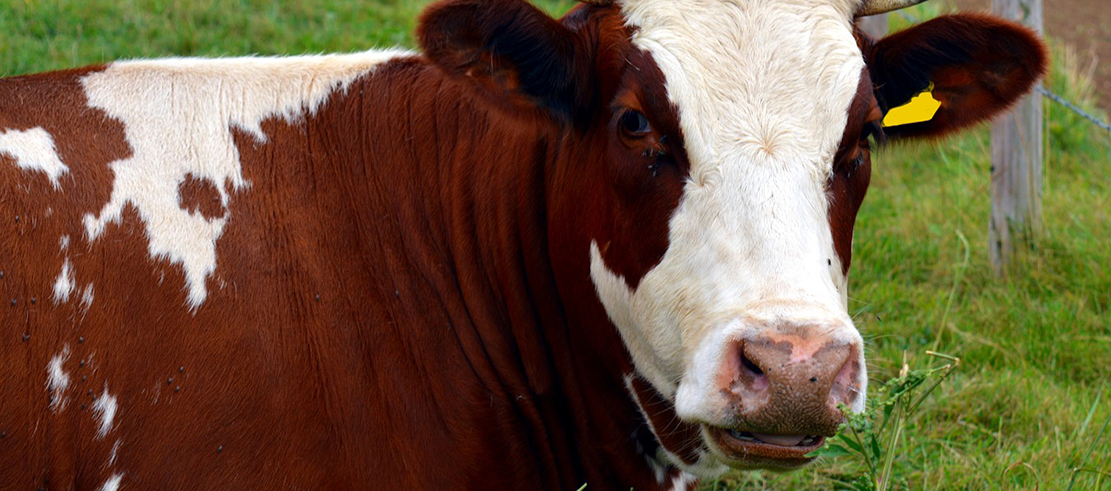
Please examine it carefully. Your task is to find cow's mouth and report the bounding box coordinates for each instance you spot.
[706,426,826,469]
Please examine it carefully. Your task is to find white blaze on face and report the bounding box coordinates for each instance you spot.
[591,0,868,438]
[0,127,69,189]
[79,49,411,309]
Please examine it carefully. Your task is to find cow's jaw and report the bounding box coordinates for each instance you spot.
[590,0,869,473]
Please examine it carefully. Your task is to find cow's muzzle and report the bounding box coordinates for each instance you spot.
[703,330,862,468]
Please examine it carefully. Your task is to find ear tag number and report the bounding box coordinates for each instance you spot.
[883,83,941,127]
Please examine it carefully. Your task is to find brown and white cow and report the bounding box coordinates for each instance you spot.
[0,0,1045,489]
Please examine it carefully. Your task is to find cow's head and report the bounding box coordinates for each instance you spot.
[419,0,1045,473]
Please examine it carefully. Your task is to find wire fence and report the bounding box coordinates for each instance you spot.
[1036,86,1111,134]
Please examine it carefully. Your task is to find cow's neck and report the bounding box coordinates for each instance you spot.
[334,59,681,489]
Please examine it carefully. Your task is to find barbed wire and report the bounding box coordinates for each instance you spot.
[889,10,1111,137]
[1036,86,1111,134]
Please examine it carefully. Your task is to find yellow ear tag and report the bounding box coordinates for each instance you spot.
[883,83,941,127]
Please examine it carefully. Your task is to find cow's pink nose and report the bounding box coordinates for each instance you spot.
[723,333,861,436]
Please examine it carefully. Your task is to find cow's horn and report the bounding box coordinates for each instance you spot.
[858,0,929,16]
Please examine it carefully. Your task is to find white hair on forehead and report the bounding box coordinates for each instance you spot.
[619,0,865,182]
[614,0,864,14]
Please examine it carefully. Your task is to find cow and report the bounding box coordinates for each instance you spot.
[0,0,1045,489]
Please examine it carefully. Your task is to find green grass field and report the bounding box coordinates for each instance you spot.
[3,0,1108,489]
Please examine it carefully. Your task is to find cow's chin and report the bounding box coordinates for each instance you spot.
[702,425,826,470]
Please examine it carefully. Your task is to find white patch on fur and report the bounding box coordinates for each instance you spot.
[46,345,71,411]
[91,387,118,438]
[595,248,676,395]
[79,49,411,308]
[831,253,850,307]
[590,0,869,452]
[81,283,96,310]
[53,257,75,303]
[60,235,71,251]
[99,473,123,491]
[108,439,122,467]
[648,456,667,485]
[0,127,69,189]
[668,473,700,491]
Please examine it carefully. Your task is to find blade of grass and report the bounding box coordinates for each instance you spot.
[932,230,971,353]
[1002,461,1041,491]
[1076,387,1105,439]
[1067,404,1111,491]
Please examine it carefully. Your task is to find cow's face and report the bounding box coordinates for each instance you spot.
[585,0,875,471]
[420,0,1045,473]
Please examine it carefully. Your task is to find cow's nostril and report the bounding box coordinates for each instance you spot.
[740,350,764,377]
[730,342,770,394]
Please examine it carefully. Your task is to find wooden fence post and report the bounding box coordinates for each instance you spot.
[858,13,888,38]
[990,0,1043,276]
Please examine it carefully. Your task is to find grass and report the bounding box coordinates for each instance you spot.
[3,0,1108,489]
[805,351,963,491]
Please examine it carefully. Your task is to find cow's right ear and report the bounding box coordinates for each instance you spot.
[863,13,1047,140]
[418,0,584,119]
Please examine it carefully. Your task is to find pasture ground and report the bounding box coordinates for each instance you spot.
[2,0,1108,489]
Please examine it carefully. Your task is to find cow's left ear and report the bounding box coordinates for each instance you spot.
[418,0,585,119]
[864,14,1048,139]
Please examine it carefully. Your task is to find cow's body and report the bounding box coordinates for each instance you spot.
[1,1,1045,489]
[0,53,678,490]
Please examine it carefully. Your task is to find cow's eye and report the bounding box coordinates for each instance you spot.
[620,110,652,137]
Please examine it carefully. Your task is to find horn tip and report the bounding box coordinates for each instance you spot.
[858,0,929,17]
